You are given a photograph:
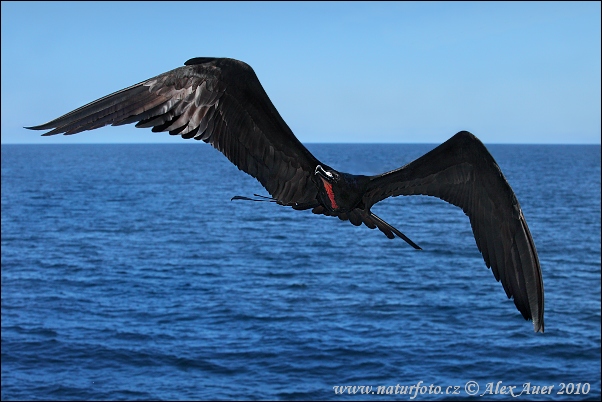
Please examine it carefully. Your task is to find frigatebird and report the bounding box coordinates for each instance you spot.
[26,57,544,332]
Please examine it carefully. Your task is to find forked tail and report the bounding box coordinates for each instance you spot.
[231,195,421,250]
[370,212,422,250]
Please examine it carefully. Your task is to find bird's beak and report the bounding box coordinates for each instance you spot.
[315,165,327,179]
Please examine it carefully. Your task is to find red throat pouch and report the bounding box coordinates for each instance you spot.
[320,178,339,210]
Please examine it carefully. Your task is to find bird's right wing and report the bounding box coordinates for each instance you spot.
[26,58,321,207]
[363,131,544,332]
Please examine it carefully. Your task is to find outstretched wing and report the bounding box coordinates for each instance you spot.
[26,57,321,207]
[364,131,544,332]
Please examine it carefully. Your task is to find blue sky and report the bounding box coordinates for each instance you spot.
[1,1,600,144]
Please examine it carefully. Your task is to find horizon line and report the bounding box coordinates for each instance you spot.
[2,141,600,146]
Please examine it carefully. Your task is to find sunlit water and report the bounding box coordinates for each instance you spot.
[2,143,600,400]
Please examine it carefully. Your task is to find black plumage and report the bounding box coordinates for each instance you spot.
[26,57,544,332]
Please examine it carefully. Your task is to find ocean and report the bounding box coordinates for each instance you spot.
[1,142,600,400]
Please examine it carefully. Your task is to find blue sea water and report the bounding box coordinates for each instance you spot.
[1,142,600,400]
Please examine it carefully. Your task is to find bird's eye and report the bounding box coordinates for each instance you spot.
[325,171,334,179]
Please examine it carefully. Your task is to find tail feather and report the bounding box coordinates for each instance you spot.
[370,213,422,250]
[233,196,421,250]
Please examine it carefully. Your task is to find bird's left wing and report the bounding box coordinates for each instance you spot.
[363,131,544,332]
[26,57,321,207]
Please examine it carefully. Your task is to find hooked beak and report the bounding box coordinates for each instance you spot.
[315,165,331,180]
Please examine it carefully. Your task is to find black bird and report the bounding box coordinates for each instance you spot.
[26,57,544,332]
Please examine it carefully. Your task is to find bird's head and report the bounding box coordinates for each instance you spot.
[314,165,367,213]
[314,165,342,211]
[315,165,340,183]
